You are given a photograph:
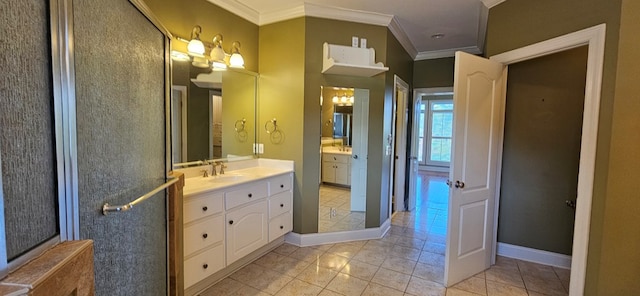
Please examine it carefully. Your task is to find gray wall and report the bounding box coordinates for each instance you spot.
[413,57,455,88]
[498,46,588,255]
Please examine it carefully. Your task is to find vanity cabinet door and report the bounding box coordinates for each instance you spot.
[226,200,268,264]
[269,212,292,242]
[322,161,336,183]
[334,163,350,185]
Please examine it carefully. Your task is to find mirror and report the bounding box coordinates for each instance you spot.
[319,86,369,233]
[171,60,257,166]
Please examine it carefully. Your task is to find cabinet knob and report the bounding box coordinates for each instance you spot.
[248,193,252,198]
[229,220,234,225]
[203,264,208,269]
[280,203,284,208]
[202,206,208,212]
[202,233,208,239]
[280,225,284,229]
[280,184,284,188]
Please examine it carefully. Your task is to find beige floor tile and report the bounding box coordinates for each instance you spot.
[418,251,445,266]
[371,267,411,292]
[290,247,326,263]
[230,263,267,284]
[229,285,271,296]
[311,244,335,251]
[446,287,484,296]
[340,259,380,281]
[275,278,324,296]
[325,272,369,295]
[396,236,426,249]
[200,277,244,295]
[486,280,528,296]
[517,260,557,280]
[272,255,313,277]
[422,242,446,255]
[405,276,446,296]
[413,262,444,284]
[494,256,519,271]
[326,242,363,259]
[317,289,343,296]
[352,249,386,266]
[245,269,294,294]
[425,234,447,245]
[451,276,487,295]
[392,244,423,261]
[254,252,287,269]
[273,243,300,256]
[361,282,405,296]
[296,265,339,288]
[522,274,567,296]
[316,253,350,271]
[380,233,402,244]
[484,266,524,288]
[381,256,418,275]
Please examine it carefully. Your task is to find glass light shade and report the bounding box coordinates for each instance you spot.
[332,96,339,103]
[191,56,210,68]
[229,53,244,68]
[187,39,205,56]
[170,50,190,61]
[212,60,227,71]
[349,96,354,103]
[341,95,347,103]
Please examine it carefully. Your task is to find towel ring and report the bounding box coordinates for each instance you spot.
[234,118,246,132]
[265,118,278,134]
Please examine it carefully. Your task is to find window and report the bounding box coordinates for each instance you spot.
[418,97,454,167]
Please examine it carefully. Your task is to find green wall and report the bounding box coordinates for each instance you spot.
[413,57,455,88]
[498,46,588,255]
[258,18,308,232]
[487,0,626,293]
[596,0,640,293]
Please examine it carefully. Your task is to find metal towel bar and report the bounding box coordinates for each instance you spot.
[102,176,179,215]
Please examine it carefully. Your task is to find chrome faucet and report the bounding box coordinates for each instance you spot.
[216,161,227,174]
[210,161,217,176]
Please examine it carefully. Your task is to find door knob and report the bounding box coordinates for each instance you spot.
[353,155,358,159]
[446,180,453,187]
[455,180,465,189]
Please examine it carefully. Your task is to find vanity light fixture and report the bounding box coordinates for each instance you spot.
[174,26,246,70]
[332,95,339,103]
[187,25,206,57]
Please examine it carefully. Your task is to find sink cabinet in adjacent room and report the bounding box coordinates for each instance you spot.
[322,153,351,186]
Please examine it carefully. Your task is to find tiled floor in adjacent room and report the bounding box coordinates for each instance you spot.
[318,185,365,233]
[201,171,570,295]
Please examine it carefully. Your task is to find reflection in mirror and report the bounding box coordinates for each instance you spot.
[319,86,368,233]
[171,59,257,167]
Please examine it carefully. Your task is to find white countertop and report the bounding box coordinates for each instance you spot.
[322,147,352,156]
[177,158,294,196]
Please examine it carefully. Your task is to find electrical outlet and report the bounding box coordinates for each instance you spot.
[351,36,359,47]
[360,38,367,48]
[258,143,264,154]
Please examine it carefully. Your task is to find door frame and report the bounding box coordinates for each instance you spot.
[490,24,606,295]
[391,75,410,213]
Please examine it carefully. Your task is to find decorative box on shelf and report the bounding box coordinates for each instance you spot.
[321,42,389,77]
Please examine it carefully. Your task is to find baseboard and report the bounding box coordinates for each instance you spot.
[497,242,572,269]
[285,219,390,247]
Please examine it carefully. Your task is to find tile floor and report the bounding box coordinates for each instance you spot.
[318,185,365,233]
[201,171,570,296]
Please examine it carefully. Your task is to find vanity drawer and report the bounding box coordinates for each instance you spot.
[225,182,268,210]
[184,244,225,288]
[184,193,223,224]
[269,191,292,219]
[323,153,350,164]
[269,212,292,242]
[184,215,224,257]
[269,174,292,195]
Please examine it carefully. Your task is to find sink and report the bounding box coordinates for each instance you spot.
[207,174,246,183]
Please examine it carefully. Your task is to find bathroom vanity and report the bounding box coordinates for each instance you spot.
[178,159,294,295]
[321,147,352,187]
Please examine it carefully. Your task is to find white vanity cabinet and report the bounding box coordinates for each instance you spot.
[322,153,351,186]
[183,171,293,291]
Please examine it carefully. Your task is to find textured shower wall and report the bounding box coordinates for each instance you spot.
[0,1,59,260]
[74,0,167,295]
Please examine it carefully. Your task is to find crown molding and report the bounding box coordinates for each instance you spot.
[388,17,418,59]
[481,0,508,9]
[208,0,260,24]
[259,5,306,25]
[303,3,393,27]
[415,46,482,60]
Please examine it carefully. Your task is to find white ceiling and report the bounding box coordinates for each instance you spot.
[208,0,507,60]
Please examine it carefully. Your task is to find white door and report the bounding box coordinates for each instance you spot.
[407,94,423,212]
[393,76,410,212]
[445,52,506,286]
[350,89,369,212]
